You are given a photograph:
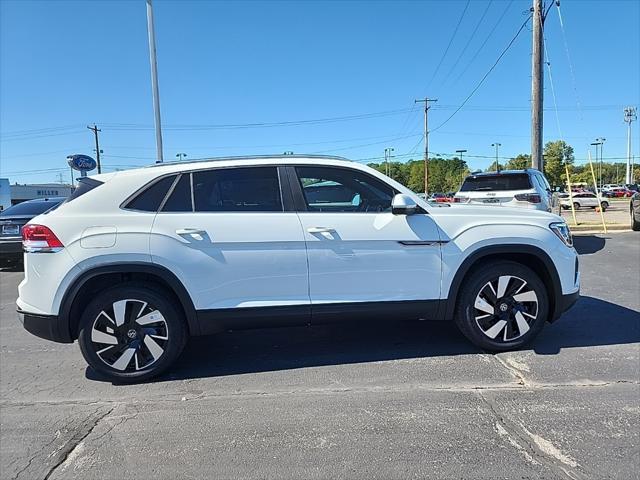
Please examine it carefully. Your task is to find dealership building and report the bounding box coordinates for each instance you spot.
[0,179,73,210]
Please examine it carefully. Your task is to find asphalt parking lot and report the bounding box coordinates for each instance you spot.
[1,233,639,480]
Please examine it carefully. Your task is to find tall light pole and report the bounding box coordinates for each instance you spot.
[146,0,164,163]
[456,149,467,185]
[591,139,605,189]
[384,147,394,177]
[176,153,187,162]
[491,143,502,172]
[624,107,637,184]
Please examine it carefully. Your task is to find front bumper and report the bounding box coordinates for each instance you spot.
[17,308,73,343]
[552,290,580,321]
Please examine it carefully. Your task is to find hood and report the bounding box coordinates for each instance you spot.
[429,203,563,239]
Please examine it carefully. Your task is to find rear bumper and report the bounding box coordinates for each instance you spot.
[17,308,73,343]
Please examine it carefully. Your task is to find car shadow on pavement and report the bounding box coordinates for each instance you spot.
[0,262,23,273]
[573,235,607,255]
[87,294,640,384]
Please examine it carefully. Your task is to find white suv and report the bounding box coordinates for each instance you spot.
[17,156,580,382]
[454,169,555,211]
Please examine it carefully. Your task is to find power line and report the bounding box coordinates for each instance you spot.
[440,0,494,87]
[426,0,471,91]
[100,108,416,131]
[430,13,532,134]
[453,0,514,84]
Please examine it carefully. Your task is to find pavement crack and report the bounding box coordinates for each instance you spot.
[42,406,114,480]
[490,353,530,387]
[478,391,586,480]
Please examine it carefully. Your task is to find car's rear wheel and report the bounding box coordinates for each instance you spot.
[600,201,608,211]
[454,261,549,351]
[78,283,187,382]
[573,202,581,210]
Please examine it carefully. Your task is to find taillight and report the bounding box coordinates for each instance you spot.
[22,224,64,253]
[453,196,468,203]
[514,193,541,203]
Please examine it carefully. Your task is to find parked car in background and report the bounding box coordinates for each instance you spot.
[16,155,579,382]
[631,192,640,231]
[453,169,554,212]
[610,187,634,198]
[0,197,65,264]
[428,193,452,203]
[560,192,608,211]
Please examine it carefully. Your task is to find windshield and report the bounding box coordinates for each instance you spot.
[460,174,532,192]
[0,199,63,216]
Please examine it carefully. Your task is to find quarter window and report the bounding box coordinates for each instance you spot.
[295,166,395,213]
[193,167,283,212]
[125,175,177,212]
[162,174,192,212]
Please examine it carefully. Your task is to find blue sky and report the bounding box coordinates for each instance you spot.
[1,0,638,184]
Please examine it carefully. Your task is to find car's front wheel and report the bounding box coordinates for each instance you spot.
[632,206,640,231]
[78,283,187,382]
[454,261,549,351]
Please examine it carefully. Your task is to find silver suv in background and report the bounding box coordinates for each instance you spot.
[454,169,554,212]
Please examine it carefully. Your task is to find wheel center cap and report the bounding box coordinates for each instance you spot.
[499,303,509,312]
[126,329,137,339]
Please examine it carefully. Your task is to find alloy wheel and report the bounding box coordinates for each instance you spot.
[473,275,538,342]
[90,299,169,372]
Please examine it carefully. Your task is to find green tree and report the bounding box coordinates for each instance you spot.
[543,140,574,187]
[505,154,531,170]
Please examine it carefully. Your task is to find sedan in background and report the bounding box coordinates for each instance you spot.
[0,197,65,264]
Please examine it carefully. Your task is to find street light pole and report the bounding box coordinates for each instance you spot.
[176,153,187,162]
[491,143,501,172]
[146,0,164,163]
[624,107,637,184]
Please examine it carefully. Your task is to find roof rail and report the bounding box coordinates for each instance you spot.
[147,153,351,168]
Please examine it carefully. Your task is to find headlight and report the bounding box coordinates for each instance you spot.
[550,222,573,247]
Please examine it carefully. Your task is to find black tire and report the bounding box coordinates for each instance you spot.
[78,283,187,382]
[600,201,608,212]
[454,261,549,352]
[573,202,581,210]
[632,207,640,231]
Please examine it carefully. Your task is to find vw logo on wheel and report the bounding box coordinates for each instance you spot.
[499,303,509,312]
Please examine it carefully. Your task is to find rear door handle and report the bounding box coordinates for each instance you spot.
[307,226,336,234]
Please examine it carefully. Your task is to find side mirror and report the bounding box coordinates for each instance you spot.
[391,193,418,215]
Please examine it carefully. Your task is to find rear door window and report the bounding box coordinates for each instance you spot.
[460,174,532,192]
[193,167,283,212]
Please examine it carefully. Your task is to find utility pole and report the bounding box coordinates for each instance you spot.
[456,149,467,185]
[415,97,438,195]
[624,107,637,184]
[492,143,502,172]
[384,147,394,177]
[176,153,187,161]
[531,0,544,172]
[146,0,164,163]
[87,124,102,173]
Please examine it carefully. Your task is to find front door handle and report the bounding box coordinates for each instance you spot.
[176,228,207,240]
[307,226,336,234]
